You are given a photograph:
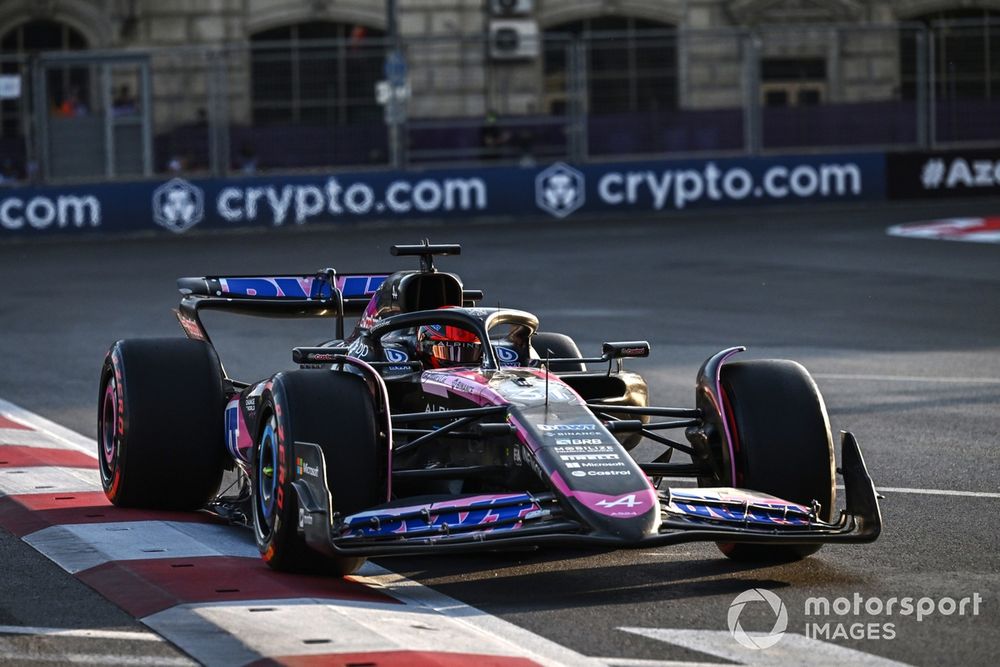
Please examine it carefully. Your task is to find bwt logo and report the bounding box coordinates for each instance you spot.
[384,348,410,363]
[152,178,204,233]
[536,162,585,218]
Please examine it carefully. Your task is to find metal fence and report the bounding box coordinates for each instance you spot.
[2,21,1000,184]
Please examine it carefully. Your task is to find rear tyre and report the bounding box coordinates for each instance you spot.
[253,370,384,575]
[98,338,226,510]
[709,359,835,562]
[531,332,585,372]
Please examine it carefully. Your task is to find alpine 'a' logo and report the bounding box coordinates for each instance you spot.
[596,494,643,509]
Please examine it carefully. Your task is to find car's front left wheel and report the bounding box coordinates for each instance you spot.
[252,370,385,575]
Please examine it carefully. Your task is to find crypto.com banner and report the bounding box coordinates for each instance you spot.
[0,153,884,237]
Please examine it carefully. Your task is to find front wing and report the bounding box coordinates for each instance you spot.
[290,431,881,558]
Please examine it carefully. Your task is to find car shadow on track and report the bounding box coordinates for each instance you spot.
[380,549,868,612]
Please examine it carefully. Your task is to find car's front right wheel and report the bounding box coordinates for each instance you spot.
[707,359,836,562]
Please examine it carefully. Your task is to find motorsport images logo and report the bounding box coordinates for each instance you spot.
[727,588,984,648]
[727,588,788,650]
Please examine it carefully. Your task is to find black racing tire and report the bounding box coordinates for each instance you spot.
[252,370,384,576]
[531,332,585,372]
[98,338,226,510]
[710,359,835,562]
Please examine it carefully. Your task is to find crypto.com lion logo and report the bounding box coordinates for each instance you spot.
[152,178,204,233]
[728,588,788,650]
[535,162,584,218]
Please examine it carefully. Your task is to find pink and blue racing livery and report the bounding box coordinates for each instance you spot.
[98,241,881,575]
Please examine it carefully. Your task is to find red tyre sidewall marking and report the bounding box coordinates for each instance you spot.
[717,386,743,556]
[104,349,126,499]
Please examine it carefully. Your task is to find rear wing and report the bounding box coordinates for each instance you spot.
[175,272,388,346]
[178,273,388,309]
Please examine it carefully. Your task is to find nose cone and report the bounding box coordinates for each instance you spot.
[550,471,660,541]
[577,487,661,541]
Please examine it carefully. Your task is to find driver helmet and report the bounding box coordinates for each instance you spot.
[416,322,482,369]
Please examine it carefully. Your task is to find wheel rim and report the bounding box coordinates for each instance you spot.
[255,417,279,540]
[99,378,118,484]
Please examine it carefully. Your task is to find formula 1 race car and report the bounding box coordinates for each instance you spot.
[98,242,881,575]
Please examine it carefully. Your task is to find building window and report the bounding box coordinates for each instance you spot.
[1,20,89,137]
[761,58,826,107]
[250,22,385,126]
[900,9,1000,100]
[544,16,677,115]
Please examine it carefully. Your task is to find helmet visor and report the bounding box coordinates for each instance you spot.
[427,340,482,365]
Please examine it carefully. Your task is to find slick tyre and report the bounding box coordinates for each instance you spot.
[253,370,384,576]
[98,338,226,510]
[712,359,836,562]
[531,332,585,372]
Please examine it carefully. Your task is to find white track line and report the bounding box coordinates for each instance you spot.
[593,659,724,667]
[0,428,78,448]
[358,563,603,667]
[145,594,601,667]
[662,480,1000,502]
[0,625,165,642]
[813,373,1000,385]
[0,651,193,666]
[837,485,1000,500]
[25,521,260,573]
[619,628,911,667]
[0,399,97,456]
[0,466,100,496]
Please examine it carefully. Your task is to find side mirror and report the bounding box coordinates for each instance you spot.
[602,341,650,359]
[292,346,349,364]
[536,341,651,373]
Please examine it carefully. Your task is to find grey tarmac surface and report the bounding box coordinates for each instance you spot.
[0,199,998,665]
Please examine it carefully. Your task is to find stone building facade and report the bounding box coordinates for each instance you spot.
[1,0,998,174]
[4,1,1000,120]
